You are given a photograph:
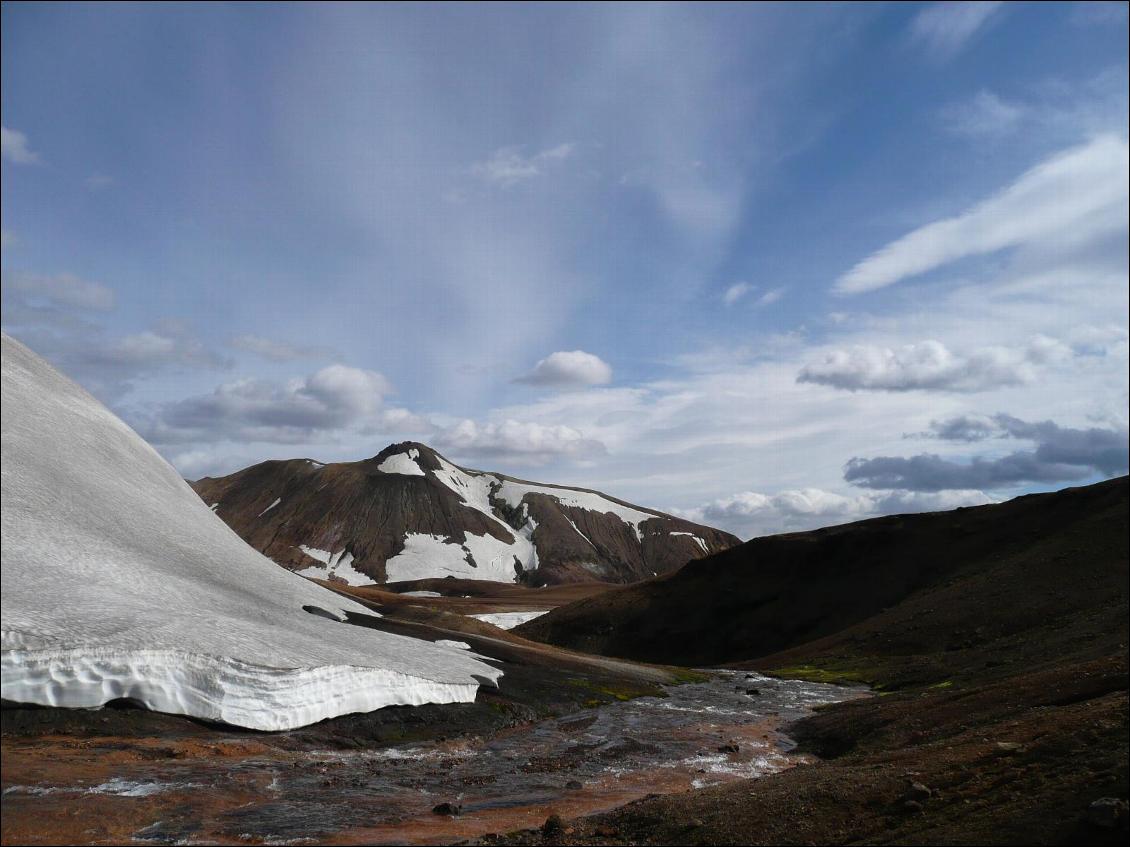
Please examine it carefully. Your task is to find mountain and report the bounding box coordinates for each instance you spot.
[517,476,1129,675]
[507,478,1128,846]
[0,333,500,731]
[190,442,738,586]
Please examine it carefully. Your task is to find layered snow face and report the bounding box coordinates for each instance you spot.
[0,334,501,731]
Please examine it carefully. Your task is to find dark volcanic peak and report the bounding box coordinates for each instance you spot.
[191,442,738,587]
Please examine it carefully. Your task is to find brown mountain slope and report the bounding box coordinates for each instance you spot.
[516,476,1128,680]
[191,442,737,586]
[491,479,1128,845]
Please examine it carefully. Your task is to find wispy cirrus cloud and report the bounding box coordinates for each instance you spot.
[229,334,332,362]
[836,135,1128,295]
[908,1,1003,60]
[2,271,115,311]
[470,143,575,187]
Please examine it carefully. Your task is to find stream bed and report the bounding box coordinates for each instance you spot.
[2,671,865,845]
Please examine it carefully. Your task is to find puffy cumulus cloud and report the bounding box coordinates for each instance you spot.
[846,416,1129,492]
[433,419,606,466]
[797,337,1072,393]
[836,135,1129,294]
[2,271,114,312]
[229,334,331,362]
[679,486,994,539]
[1,126,41,164]
[514,350,613,388]
[470,143,575,187]
[907,2,1003,60]
[141,364,392,445]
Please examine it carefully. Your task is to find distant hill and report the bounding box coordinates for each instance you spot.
[518,476,1129,686]
[191,442,738,586]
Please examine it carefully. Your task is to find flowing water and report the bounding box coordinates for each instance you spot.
[2,671,865,845]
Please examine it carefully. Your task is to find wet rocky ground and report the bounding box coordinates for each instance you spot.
[1,671,863,845]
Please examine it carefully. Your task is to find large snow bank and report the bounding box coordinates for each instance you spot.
[0,334,501,731]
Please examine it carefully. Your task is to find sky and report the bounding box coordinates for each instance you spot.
[3,1,1128,539]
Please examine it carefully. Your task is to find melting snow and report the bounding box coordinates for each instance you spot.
[377,452,425,476]
[670,531,709,554]
[470,610,550,629]
[494,480,657,542]
[0,333,502,731]
[257,497,281,517]
[297,547,371,587]
[435,640,472,650]
[384,533,523,583]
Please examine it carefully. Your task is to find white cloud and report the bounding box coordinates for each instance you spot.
[757,287,786,306]
[836,135,1129,294]
[470,143,576,186]
[142,363,391,445]
[678,486,995,539]
[722,283,784,307]
[722,282,753,306]
[515,350,613,387]
[84,173,115,191]
[1,126,41,165]
[942,90,1026,138]
[797,337,1072,393]
[908,1,1003,59]
[433,418,606,465]
[230,334,329,362]
[1,271,115,311]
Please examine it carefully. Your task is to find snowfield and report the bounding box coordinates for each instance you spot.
[0,334,502,731]
[470,611,551,630]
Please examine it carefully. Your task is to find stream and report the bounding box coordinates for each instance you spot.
[2,671,865,845]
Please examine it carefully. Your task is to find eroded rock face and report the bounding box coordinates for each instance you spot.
[191,442,738,586]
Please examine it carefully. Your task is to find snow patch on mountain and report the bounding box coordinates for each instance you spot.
[470,610,550,629]
[0,333,501,731]
[296,546,371,586]
[670,531,709,554]
[495,480,657,541]
[377,451,426,476]
[257,497,281,517]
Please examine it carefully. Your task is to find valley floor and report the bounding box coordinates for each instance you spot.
[475,655,1127,846]
[0,587,856,846]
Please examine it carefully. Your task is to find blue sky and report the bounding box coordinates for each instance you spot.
[3,1,1128,537]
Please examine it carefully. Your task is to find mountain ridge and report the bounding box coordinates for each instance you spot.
[191,440,739,586]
